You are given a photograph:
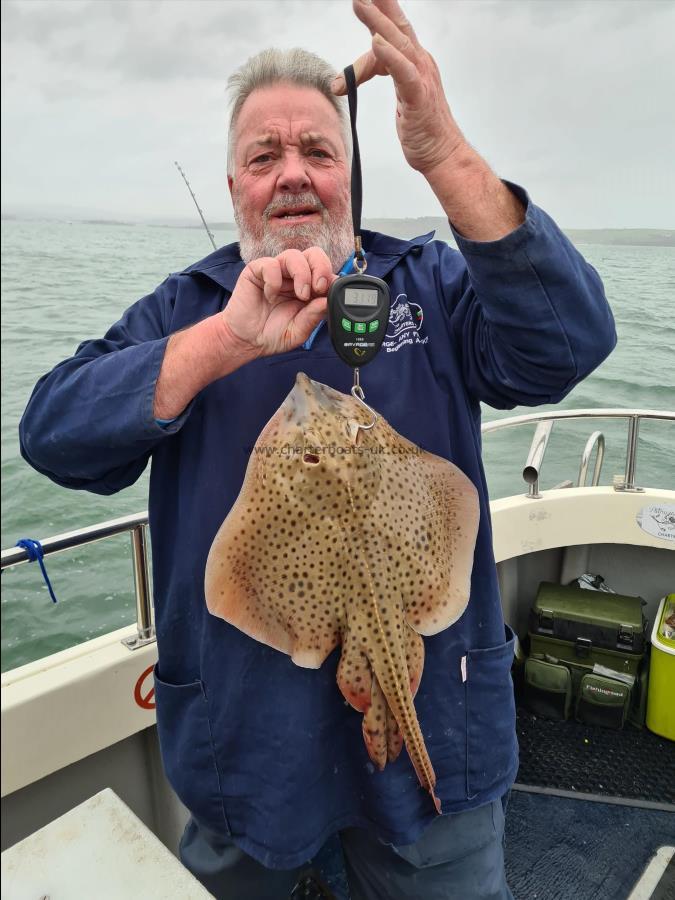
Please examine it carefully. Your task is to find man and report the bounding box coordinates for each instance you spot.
[19,1,616,898]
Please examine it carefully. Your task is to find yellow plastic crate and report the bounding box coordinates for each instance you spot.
[646,594,675,741]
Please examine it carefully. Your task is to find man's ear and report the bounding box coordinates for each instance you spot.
[227,175,234,197]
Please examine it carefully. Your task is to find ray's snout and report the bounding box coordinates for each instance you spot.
[287,372,339,422]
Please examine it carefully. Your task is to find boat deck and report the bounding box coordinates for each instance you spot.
[516,705,674,807]
[309,789,675,900]
[306,704,675,900]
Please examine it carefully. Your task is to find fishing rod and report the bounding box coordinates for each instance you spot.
[174,160,217,251]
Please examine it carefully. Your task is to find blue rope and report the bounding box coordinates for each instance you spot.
[339,251,357,276]
[15,538,59,603]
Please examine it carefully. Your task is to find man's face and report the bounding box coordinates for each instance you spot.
[228,84,354,272]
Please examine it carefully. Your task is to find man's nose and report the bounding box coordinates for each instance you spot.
[277,154,311,192]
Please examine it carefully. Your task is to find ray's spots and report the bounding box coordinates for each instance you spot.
[204,373,480,816]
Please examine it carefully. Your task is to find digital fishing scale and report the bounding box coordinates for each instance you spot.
[327,272,389,367]
[327,66,390,393]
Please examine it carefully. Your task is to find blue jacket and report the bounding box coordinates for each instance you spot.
[20,184,616,868]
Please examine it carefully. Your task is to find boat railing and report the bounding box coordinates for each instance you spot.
[578,430,606,488]
[1,513,155,651]
[483,408,673,496]
[1,408,673,651]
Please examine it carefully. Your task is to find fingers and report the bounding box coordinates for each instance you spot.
[331,0,424,96]
[301,247,336,295]
[353,0,420,59]
[332,49,384,94]
[371,33,420,105]
[372,0,421,48]
[278,249,314,300]
[292,296,329,342]
[246,256,284,301]
[247,248,334,303]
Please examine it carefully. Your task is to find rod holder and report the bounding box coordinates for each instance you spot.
[523,421,554,498]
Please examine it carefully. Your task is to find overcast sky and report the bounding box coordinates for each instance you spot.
[2,0,674,228]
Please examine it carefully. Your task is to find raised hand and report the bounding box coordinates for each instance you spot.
[331,0,466,177]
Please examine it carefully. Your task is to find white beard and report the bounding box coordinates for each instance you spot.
[233,192,355,274]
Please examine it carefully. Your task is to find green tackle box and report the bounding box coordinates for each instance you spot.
[528,582,647,682]
[525,582,648,727]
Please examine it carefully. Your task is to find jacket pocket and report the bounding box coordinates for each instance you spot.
[264,348,336,367]
[153,666,230,834]
[465,625,518,799]
[391,799,501,868]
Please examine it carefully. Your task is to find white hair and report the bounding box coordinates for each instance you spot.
[226,48,352,176]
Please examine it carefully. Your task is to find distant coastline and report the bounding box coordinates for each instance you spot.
[367,221,675,248]
[2,211,674,248]
[559,229,675,248]
[365,220,675,248]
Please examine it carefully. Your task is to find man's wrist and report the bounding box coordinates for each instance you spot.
[424,144,526,242]
[153,315,258,421]
[216,313,262,372]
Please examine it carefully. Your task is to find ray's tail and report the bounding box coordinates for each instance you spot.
[337,627,442,814]
[368,649,442,815]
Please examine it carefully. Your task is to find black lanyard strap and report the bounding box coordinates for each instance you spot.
[343,65,366,272]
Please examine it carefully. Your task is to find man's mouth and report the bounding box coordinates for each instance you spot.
[271,207,320,221]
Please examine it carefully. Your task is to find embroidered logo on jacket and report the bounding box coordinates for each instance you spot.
[383,293,428,353]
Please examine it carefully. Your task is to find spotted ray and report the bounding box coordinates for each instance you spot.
[205,372,480,813]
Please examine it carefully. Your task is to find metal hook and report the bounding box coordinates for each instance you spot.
[353,253,368,274]
[350,382,378,432]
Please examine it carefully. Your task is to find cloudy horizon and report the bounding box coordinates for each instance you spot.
[2,0,674,229]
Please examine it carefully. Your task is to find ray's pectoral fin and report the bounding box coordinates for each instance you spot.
[388,448,480,638]
[205,490,342,667]
[205,532,294,657]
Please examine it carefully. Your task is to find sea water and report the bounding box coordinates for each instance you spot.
[1,219,673,670]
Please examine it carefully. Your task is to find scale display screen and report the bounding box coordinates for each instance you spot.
[344,288,379,308]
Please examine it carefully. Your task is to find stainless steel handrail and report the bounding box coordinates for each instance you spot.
[481,408,673,433]
[578,431,605,487]
[1,511,149,569]
[485,408,673,496]
[620,415,641,492]
[1,511,153,649]
[123,523,155,650]
[2,408,673,649]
